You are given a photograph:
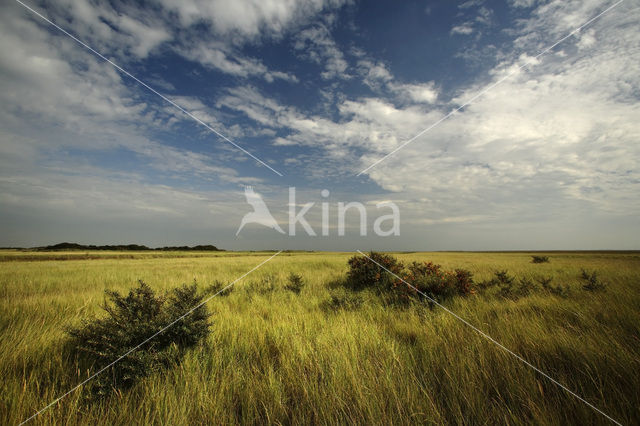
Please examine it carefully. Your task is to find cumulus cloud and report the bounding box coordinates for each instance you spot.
[357,60,439,104]
[218,0,640,232]
[0,2,256,193]
[2,0,638,249]
[20,0,348,81]
[360,0,640,223]
[157,0,350,42]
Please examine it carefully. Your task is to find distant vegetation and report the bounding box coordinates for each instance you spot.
[531,255,550,263]
[2,250,638,425]
[34,242,222,251]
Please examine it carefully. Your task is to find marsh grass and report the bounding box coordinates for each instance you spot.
[1,250,639,424]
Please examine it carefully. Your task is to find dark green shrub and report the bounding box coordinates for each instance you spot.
[499,277,537,300]
[580,270,607,292]
[203,280,234,297]
[66,281,211,398]
[454,269,475,295]
[284,273,305,294]
[536,276,553,289]
[478,270,514,290]
[245,274,279,295]
[536,276,570,297]
[495,270,515,286]
[321,290,363,311]
[516,277,536,297]
[398,262,475,303]
[346,252,403,291]
[531,255,550,263]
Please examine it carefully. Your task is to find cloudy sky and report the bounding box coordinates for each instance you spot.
[0,0,638,251]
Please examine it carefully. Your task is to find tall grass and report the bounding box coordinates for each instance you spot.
[1,251,639,424]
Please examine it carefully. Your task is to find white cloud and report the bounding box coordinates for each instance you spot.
[293,24,350,80]
[0,3,256,188]
[359,0,640,222]
[157,0,350,41]
[390,82,439,104]
[357,60,393,88]
[20,0,347,82]
[450,23,475,35]
[509,0,538,7]
[218,0,640,229]
[357,60,439,104]
[46,0,171,59]
[176,42,298,82]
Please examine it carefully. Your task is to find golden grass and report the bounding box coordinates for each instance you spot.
[1,250,639,425]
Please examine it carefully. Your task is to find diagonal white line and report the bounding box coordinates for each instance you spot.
[357,0,626,176]
[13,0,284,177]
[355,250,622,425]
[19,250,283,425]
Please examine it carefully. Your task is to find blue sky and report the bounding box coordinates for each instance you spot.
[0,0,639,250]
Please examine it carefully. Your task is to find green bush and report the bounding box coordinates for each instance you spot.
[202,280,234,297]
[396,261,475,303]
[580,270,607,292]
[498,277,537,300]
[531,255,550,263]
[536,276,570,297]
[346,252,403,291]
[284,273,305,294]
[66,281,211,398]
[321,290,363,311]
[246,274,278,295]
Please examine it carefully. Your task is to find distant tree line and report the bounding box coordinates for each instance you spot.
[35,242,222,251]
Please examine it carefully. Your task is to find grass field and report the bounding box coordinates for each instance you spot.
[1,250,639,425]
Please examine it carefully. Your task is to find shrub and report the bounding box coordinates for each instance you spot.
[66,281,211,398]
[499,277,537,300]
[284,273,305,294]
[516,277,536,297]
[580,270,607,292]
[202,280,234,297]
[478,270,514,290]
[346,252,403,291]
[454,269,475,295]
[247,274,278,295]
[536,276,570,297]
[321,290,363,311]
[398,262,475,303]
[531,255,550,263]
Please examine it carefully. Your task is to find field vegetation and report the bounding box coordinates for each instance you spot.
[1,250,639,425]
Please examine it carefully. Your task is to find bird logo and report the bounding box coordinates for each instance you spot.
[236,186,285,236]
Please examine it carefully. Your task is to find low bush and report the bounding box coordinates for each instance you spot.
[478,270,514,290]
[536,276,570,297]
[498,277,537,300]
[395,262,475,303]
[346,252,403,291]
[580,270,607,292]
[66,281,211,398]
[202,280,234,297]
[246,274,278,295]
[284,273,305,294]
[345,254,475,304]
[321,290,363,311]
[531,255,550,263]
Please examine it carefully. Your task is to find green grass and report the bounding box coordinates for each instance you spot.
[1,250,639,425]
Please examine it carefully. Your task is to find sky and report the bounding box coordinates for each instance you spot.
[0,0,639,251]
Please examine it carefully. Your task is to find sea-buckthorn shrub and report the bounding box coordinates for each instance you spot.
[346,252,404,290]
[396,261,475,302]
[66,281,211,398]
